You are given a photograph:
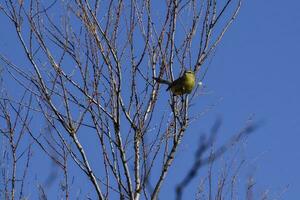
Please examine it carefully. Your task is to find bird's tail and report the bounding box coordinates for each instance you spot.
[153,77,171,85]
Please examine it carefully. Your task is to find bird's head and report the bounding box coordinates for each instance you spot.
[184,70,194,75]
[184,70,195,78]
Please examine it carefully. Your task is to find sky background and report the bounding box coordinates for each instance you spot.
[1,0,300,199]
[191,0,300,199]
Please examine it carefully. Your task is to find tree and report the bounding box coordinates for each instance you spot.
[0,0,249,199]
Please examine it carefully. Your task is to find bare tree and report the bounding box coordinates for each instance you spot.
[0,0,245,199]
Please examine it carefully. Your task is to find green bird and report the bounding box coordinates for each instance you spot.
[154,70,196,96]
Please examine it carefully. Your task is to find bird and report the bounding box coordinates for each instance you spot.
[154,70,195,96]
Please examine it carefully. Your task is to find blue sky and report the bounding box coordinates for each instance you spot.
[1,0,300,199]
[193,0,300,199]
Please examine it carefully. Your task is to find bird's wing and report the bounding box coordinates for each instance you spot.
[166,76,183,91]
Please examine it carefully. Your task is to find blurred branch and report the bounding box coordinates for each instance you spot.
[175,116,259,200]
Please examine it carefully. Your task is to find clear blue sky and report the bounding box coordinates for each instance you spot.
[188,0,300,199]
[1,0,300,199]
